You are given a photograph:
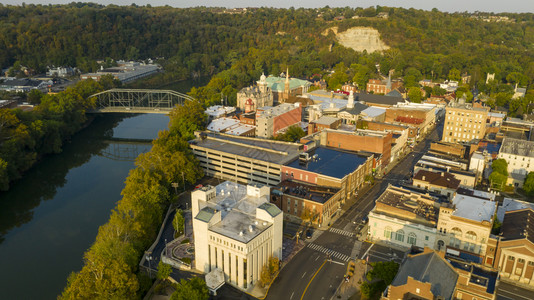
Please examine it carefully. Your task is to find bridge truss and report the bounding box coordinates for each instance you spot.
[88,89,195,113]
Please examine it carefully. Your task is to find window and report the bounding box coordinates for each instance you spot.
[384,227,392,239]
[407,233,417,245]
[451,227,462,237]
[395,230,405,242]
[466,231,477,241]
[508,256,515,261]
[518,258,525,264]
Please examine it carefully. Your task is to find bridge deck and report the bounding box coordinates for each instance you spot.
[87,107,172,114]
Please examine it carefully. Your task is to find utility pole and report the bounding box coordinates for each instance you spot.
[171,182,178,195]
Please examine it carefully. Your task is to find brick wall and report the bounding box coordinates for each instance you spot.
[385,108,428,123]
[325,131,392,165]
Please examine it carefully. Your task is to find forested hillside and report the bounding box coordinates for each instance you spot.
[2,4,533,87]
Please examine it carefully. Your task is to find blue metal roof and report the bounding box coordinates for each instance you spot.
[286,147,368,179]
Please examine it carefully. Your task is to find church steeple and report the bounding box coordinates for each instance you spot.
[284,67,290,102]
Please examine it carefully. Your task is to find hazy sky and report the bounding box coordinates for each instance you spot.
[2,0,533,13]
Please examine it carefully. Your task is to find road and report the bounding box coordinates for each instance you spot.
[496,281,534,300]
[266,124,443,300]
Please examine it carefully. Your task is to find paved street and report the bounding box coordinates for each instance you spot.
[496,280,534,300]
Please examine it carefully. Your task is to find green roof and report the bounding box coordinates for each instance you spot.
[195,207,216,223]
[264,76,311,92]
[258,203,281,217]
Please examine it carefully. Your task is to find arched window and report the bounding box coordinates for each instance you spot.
[451,227,462,237]
[407,233,417,245]
[466,231,477,241]
[384,227,392,239]
[395,230,405,242]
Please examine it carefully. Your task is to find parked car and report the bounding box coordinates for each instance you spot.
[361,216,369,223]
[306,229,313,239]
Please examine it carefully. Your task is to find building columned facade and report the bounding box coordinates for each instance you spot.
[494,208,534,287]
[192,181,283,290]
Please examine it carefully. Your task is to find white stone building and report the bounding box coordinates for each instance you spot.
[368,185,440,250]
[498,137,534,187]
[436,189,497,256]
[192,181,283,290]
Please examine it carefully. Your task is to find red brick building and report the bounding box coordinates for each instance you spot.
[323,130,393,168]
[270,180,342,226]
[366,78,403,95]
[280,146,373,201]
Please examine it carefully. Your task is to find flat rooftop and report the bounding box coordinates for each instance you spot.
[500,137,534,157]
[311,116,340,126]
[285,146,369,179]
[190,132,301,165]
[376,186,440,223]
[274,180,340,204]
[497,197,534,222]
[201,181,281,243]
[451,193,496,223]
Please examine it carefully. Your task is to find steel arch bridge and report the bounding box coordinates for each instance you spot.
[87,89,195,114]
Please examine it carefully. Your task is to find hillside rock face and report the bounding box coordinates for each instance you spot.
[324,26,390,53]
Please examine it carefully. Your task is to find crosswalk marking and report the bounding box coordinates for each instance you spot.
[307,243,351,262]
[329,227,354,237]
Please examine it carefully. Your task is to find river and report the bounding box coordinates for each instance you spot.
[0,78,208,300]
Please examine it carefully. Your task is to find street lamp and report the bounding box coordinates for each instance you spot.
[145,252,153,277]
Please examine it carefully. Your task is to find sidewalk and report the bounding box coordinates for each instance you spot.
[332,259,366,300]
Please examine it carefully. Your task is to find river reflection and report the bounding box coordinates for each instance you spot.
[0,113,168,300]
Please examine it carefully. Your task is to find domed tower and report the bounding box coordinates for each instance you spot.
[258,72,268,94]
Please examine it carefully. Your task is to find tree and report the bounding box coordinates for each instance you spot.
[448,68,461,82]
[157,261,172,281]
[489,159,508,190]
[172,209,185,236]
[523,172,534,197]
[408,87,423,103]
[275,125,305,142]
[491,159,508,176]
[432,86,446,96]
[259,256,280,287]
[170,277,209,300]
[169,100,207,141]
[328,62,349,90]
[27,89,43,105]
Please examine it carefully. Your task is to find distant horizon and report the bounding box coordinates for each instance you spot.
[1,0,533,14]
